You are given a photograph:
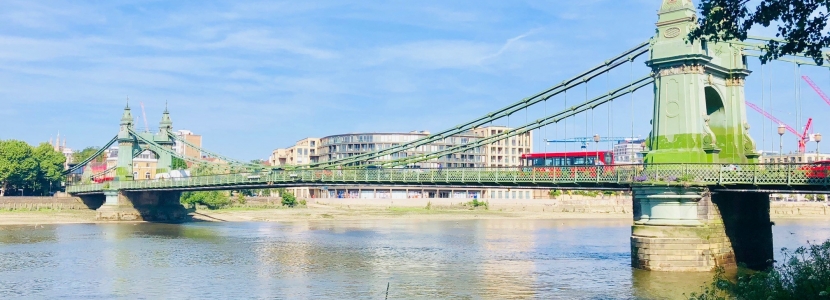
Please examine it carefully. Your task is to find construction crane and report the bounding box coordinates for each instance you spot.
[139,102,150,133]
[802,75,830,108]
[545,136,642,149]
[745,101,813,153]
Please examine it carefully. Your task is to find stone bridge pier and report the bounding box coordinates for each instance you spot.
[82,190,189,221]
[631,186,773,271]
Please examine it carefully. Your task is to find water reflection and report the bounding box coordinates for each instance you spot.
[0,219,827,299]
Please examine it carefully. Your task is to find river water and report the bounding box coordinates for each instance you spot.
[0,218,828,299]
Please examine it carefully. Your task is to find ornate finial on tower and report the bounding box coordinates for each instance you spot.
[121,100,134,125]
[160,102,173,131]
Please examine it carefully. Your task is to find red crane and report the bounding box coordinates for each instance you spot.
[802,75,830,107]
[745,101,812,153]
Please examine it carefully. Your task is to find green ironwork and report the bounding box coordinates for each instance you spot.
[66,163,830,194]
[306,42,651,169]
[645,0,758,164]
[167,133,262,169]
[64,135,117,175]
[378,75,654,167]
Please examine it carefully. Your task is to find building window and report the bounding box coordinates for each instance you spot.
[145,172,150,179]
[526,191,531,199]
[133,172,137,178]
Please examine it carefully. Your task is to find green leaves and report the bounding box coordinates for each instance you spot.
[171,157,187,170]
[0,140,65,196]
[180,191,231,209]
[690,0,830,65]
[688,240,830,299]
[72,146,104,164]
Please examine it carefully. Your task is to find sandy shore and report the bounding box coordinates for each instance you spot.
[0,204,630,225]
[190,203,632,223]
[0,210,99,225]
[0,199,826,225]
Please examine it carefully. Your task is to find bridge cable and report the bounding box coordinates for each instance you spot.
[308,41,651,168]
[769,64,774,152]
[564,89,568,156]
[761,63,766,152]
[129,129,241,173]
[585,80,589,150]
[607,69,612,156]
[374,76,654,167]
[167,133,261,168]
[795,62,800,145]
[629,56,635,141]
[63,135,118,175]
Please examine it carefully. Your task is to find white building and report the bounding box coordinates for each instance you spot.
[613,139,645,164]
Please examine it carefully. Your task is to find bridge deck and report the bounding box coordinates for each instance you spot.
[67,164,830,194]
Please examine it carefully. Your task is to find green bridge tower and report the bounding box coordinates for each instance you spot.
[631,0,771,272]
[115,104,176,180]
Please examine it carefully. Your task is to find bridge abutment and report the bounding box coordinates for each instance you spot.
[631,186,772,271]
[96,189,188,222]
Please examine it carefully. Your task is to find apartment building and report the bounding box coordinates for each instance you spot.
[472,126,533,167]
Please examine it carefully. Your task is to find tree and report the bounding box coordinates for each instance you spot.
[0,140,38,196]
[171,157,187,170]
[72,147,104,164]
[690,0,830,65]
[281,191,297,207]
[180,190,231,209]
[32,143,66,195]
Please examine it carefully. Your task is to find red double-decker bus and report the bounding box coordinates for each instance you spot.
[521,151,614,167]
[519,151,614,178]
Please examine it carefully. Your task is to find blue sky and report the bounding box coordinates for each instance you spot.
[1,0,829,160]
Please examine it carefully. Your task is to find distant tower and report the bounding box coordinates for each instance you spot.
[154,103,175,173]
[116,102,136,180]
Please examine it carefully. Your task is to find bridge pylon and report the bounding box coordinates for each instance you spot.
[153,105,175,174]
[116,103,136,180]
[644,0,759,164]
[629,0,772,272]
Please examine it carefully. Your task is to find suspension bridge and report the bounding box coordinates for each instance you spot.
[64,0,830,272]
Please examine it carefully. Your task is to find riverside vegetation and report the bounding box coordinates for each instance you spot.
[0,140,66,197]
[180,188,306,210]
[687,239,830,299]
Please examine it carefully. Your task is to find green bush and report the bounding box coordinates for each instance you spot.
[281,192,297,207]
[236,192,246,204]
[299,199,307,206]
[180,191,231,209]
[466,199,488,209]
[688,239,830,299]
[549,190,563,198]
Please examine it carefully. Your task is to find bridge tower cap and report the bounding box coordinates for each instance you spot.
[120,101,134,124]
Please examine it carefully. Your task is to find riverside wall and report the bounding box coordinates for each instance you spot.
[0,197,92,210]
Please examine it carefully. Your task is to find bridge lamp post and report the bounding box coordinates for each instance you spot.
[778,124,786,157]
[593,134,600,164]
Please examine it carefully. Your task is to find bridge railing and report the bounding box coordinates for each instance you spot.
[65,163,830,193]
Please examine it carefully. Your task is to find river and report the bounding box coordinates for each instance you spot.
[0,218,827,299]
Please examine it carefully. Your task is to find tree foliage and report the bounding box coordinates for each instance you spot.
[279,190,297,207]
[688,239,830,299]
[180,191,231,209]
[72,146,104,164]
[171,157,188,170]
[0,140,65,196]
[690,0,830,65]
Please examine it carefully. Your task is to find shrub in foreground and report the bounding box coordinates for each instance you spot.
[688,239,830,299]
